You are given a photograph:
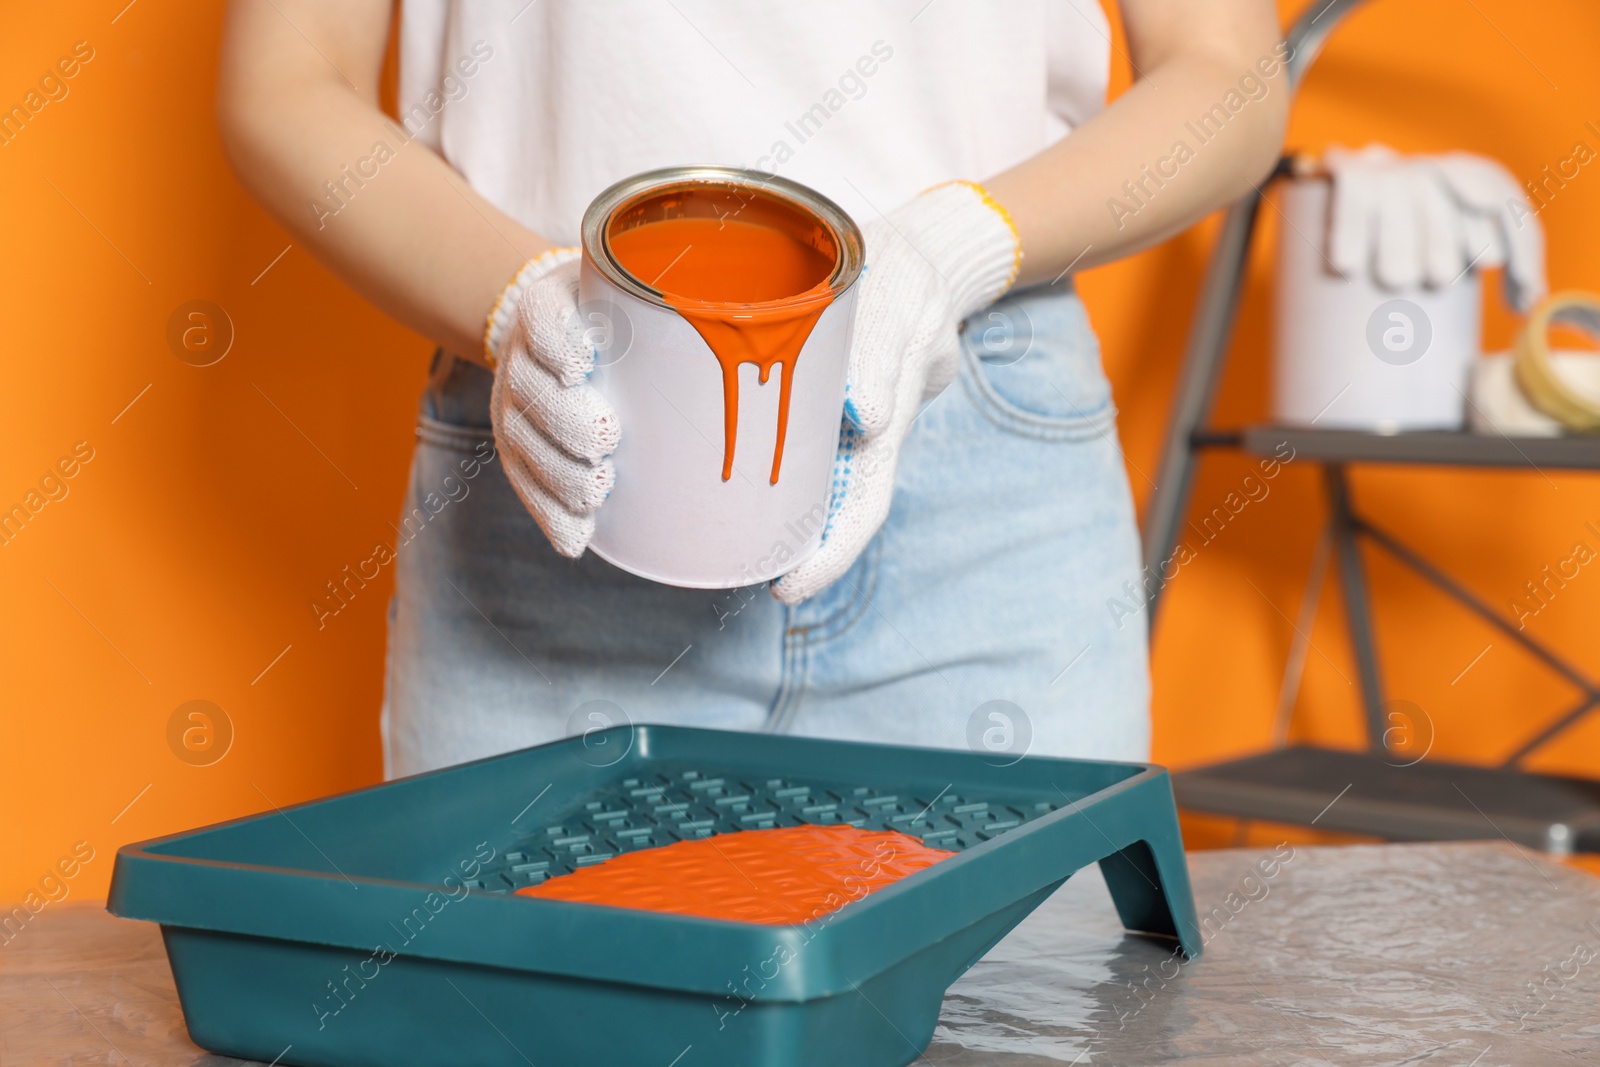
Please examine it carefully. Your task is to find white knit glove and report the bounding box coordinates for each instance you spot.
[772,181,1021,605]
[488,248,621,557]
[1325,144,1546,312]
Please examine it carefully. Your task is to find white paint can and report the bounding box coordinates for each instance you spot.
[578,167,864,589]
[1273,176,1483,433]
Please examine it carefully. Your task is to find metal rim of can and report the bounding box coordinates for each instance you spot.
[580,166,865,310]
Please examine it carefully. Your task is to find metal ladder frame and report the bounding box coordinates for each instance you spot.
[1138,0,1600,770]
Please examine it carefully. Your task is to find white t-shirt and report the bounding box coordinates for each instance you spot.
[398,1,1110,243]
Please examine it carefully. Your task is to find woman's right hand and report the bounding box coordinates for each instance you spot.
[490,251,621,558]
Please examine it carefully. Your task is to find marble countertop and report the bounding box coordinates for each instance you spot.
[5,842,1597,1065]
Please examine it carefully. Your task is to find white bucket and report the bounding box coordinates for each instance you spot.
[1272,176,1483,432]
[578,168,864,589]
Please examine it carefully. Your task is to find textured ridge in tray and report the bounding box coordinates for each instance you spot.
[479,764,1065,890]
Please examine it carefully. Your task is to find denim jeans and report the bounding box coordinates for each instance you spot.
[381,282,1149,778]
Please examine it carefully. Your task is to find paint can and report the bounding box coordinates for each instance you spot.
[579,167,864,589]
[1272,176,1483,432]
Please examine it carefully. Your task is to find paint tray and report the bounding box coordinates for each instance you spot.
[108,725,1200,1067]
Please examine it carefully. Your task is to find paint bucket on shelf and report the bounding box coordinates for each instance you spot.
[1272,175,1483,432]
[579,166,864,589]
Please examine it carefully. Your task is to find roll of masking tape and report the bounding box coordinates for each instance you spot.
[1514,291,1600,433]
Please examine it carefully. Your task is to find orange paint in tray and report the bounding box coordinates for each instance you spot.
[605,190,841,485]
[516,825,953,925]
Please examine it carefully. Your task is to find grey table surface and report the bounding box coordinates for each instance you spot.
[4,842,1597,1066]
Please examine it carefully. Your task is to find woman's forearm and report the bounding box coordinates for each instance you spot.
[987,0,1288,287]
[217,0,554,361]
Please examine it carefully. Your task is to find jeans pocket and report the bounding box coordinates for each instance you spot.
[415,414,494,452]
[411,348,498,452]
[420,349,496,432]
[958,286,1117,441]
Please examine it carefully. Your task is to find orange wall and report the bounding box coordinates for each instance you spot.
[3,0,1598,903]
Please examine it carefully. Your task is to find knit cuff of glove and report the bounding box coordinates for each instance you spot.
[897,180,1022,319]
[483,246,582,368]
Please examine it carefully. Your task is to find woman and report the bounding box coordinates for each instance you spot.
[218,0,1286,777]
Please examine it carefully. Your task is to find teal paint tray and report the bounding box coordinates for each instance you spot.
[108,725,1200,1067]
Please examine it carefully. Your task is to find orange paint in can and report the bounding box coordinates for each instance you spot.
[606,190,842,484]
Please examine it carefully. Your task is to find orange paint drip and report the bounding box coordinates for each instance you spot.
[609,215,838,484]
[515,825,953,925]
